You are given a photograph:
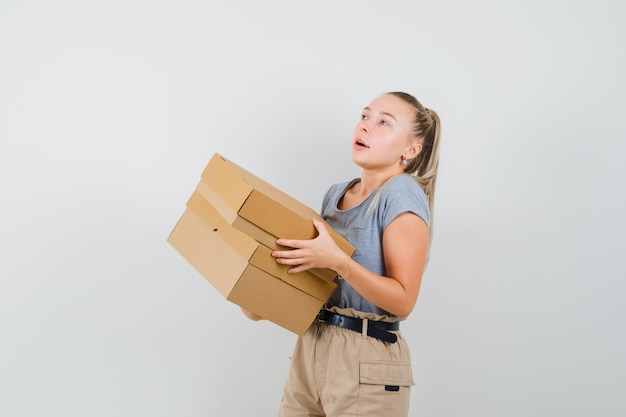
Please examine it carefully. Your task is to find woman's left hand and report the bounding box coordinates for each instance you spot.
[272,218,346,274]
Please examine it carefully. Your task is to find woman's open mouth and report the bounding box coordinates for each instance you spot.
[354,139,369,149]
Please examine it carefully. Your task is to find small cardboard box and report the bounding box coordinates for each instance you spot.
[168,153,355,335]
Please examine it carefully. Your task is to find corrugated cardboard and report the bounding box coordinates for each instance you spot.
[168,190,336,335]
[168,153,354,335]
[198,153,355,281]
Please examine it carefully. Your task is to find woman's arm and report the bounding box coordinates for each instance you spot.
[272,214,429,318]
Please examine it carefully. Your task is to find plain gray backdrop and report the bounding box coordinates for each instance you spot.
[1,0,624,416]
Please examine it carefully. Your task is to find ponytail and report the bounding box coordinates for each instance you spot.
[414,108,441,224]
[387,92,442,250]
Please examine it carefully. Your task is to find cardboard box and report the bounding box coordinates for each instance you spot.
[168,153,355,335]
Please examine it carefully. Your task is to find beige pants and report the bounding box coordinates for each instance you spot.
[278,319,414,417]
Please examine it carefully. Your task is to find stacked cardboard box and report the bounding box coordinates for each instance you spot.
[168,153,355,335]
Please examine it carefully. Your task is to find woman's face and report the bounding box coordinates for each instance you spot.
[352,94,418,173]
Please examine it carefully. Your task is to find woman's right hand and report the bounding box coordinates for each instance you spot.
[240,307,264,321]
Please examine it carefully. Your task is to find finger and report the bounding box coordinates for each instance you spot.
[275,256,304,266]
[287,265,305,274]
[272,249,301,259]
[275,238,305,248]
[311,218,328,236]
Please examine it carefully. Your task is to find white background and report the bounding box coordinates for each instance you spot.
[1,1,625,416]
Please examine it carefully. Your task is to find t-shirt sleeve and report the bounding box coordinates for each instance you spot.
[321,183,339,215]
[379,176,430,230]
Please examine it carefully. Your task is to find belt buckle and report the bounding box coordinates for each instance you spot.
[317,310,329,323]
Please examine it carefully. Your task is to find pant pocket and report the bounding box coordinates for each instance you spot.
[357,360,414,417]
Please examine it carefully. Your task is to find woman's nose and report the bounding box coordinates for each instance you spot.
[359,120,369,132]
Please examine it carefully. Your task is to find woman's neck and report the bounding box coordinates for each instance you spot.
[357,168,404,197]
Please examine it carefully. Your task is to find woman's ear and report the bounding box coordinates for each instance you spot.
[406,143,423,159]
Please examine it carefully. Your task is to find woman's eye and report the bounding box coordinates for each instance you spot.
[360,114,367,120]
[379,119,389,126]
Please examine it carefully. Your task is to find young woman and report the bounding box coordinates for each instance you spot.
[245,91,441,417]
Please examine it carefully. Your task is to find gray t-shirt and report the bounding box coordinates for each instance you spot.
[321,174,430,317]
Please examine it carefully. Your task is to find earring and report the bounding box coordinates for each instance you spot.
[402,158,408,166]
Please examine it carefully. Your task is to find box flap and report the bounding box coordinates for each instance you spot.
[240,190,318,240]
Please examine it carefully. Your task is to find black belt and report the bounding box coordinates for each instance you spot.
[317,310,399,343]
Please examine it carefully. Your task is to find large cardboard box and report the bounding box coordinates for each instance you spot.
[168,153,355,335]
